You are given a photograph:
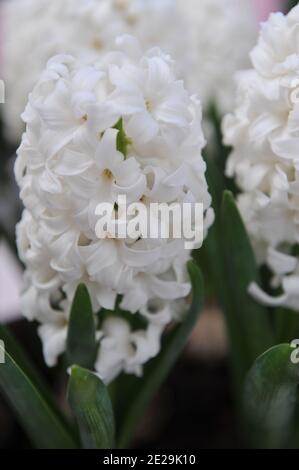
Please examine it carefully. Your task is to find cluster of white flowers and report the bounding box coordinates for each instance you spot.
[223,6,299,312]
[2,0,188,143]
[2,0,257,143]
[15,36,213,383]
[177,0,257,114]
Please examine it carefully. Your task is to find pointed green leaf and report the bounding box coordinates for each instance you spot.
[67,284,97,369]
[68,365,115,449]
[193,152,226,298]
[204,104,231,188]
[115,260,204,448]
[244,344,299,449]
[0,324,66,419]
[0,324,47,394]
[221,191,274,391]
[0,343,77,449]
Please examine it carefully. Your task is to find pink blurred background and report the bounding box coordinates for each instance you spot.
[254,0,282,21]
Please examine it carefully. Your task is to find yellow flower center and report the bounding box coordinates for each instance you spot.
[126,14,137,26]
[145,99,153,112]
[102,168,113,180]
[80,114,88,124]
[92,38,103,50]
[114,0,128,11]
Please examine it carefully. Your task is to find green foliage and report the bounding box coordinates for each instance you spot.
[68,366,115,449]
[114,118,132,158]
[244,344,299,448]
[221,191,274,391]
[113,261,204,448]
[0,342,76,449]
[66,284,97,370]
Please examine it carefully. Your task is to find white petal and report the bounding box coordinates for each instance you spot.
[248,282,288,307]
[38,323,67,367]
[126,112,159,144]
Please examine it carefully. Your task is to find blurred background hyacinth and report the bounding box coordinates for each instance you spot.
[1,0,299,452]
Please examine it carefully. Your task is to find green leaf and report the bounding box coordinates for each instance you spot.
[66,284,97,369]
[115,260,204,448]
[0,343,77,449]
[205,104,231,182]
[221,191,274,391]
[244,344,299,449]
[0,324,60,410]
[67,365,115,449]
[193,153,226,298]
[0,324,45,391]
[0,324,73,434]
[114,118,131,158]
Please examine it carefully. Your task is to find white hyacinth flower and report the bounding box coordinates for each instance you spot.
[223,5,299,312]
[177,0,257,114]
[15,37,214,383]
[2,0,257,143]
[1,0,188,143]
